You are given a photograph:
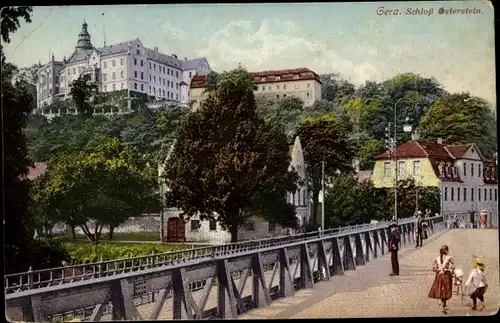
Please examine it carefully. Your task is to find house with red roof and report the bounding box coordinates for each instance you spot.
[372,139,497,216]
[188,67,322,111]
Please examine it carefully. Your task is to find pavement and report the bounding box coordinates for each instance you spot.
[239,229,499,318]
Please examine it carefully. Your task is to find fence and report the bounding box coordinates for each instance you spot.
[5,217,417,294]
[5,216,446,322]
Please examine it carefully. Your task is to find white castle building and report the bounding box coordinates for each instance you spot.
[36,20,211,114]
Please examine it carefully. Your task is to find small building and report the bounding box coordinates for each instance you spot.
[188,68,322,111]
[372,139,498,217]
[158,136,310,244]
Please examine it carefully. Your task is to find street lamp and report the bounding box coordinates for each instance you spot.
[385,98,415,222]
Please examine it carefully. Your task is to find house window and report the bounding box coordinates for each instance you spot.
[484,188,487,201]
[134,71,138,78]
[471,164,474,177]
[189,72,192,78]
[269,222,276,232]
[134,83,137,90]
[244,220,256,231]
[303,189,307,206]
[398,161,405,177]
[120,83,123,89]
[471,188,474,201]
[464,188,467,201]
[112,84,116,90]
[495,189,497,201]
[141,84,144,91]
[73,68,76,74]
[209,219,217,231]
[384,162,391,177]
[478,165,482,178]
[136,49,140,55]
[121,71,124,78]
[104,62,107,68]
[104,85,107,91]
[112,72,116,80]
[444,187,448,201]
[176,71,179,78]
[413,160,421,176]
[153,63,156,70]
[141,72,144,80]
[141,60,144,67]
[153,76,156,83]
[463,163,467,176]
[103,74,107,81]
[478,188,481,201]
[120,58,124,65]
[306,92,310,97]
[112,59,116,67]
[176,93,179,101]
[284,84,287,89]
[450,187,454,201]
[457,187,460,201]
[489,188,492,201]
[134,58,137,65]
[149,75,152,82]
[149,62,152,69]
[190,220,200,232]
[163,89,165,97]
[277,85,280,90]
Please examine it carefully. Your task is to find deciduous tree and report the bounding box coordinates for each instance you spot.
[325,174,385,228]
[164,68,298,242]
[40,138,157,244]
[295,114,355,225]
[419,92,497,156]
[70,74,98,117]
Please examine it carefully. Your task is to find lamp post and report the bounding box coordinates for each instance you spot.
[385,98,415,222]
[321,159,325,232]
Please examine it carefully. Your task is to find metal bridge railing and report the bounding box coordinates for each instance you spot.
[4,216,418,294]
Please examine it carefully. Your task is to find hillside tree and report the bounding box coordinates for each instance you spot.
[295,113,355,225]
[164,68,298,242]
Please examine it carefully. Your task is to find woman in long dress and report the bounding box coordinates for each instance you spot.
[428,245,455,314]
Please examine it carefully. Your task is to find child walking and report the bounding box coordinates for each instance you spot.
[465,258,488,311]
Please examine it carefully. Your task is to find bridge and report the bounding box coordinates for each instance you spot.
[5,216,498,321]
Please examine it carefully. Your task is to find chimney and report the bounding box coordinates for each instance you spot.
[411,128,421,141]
[154,47,158,52]
[184,57,187,61]
[172,53,177,59]
[437,138,443,144]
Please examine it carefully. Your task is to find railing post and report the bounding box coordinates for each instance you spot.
[28,266,33,290]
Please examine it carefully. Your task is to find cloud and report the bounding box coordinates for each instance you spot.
[161,21,186,41]
[195,19,378,84]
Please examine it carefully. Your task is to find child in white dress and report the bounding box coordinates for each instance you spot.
[465,258,488,311]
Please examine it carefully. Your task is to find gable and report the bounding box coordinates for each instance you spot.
[461,144,483,161]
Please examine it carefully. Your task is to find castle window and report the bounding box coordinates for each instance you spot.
[209,219,217,231]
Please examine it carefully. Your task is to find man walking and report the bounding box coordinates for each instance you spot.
[388,221,400,276]
[414,211,424,248]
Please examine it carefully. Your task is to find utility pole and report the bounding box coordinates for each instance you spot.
[321,159,325,231]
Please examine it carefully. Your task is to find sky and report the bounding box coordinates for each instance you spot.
[3,1,496,105]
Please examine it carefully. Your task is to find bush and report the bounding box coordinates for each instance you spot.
[64,243,194,264]
[28,237,71,270]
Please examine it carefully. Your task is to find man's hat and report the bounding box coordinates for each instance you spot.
[473,258,485,270]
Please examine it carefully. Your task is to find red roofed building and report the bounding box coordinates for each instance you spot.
[372,139,497,216]
[188,67,322,110]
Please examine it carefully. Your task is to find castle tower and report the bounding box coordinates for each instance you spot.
[75,20,93,52]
